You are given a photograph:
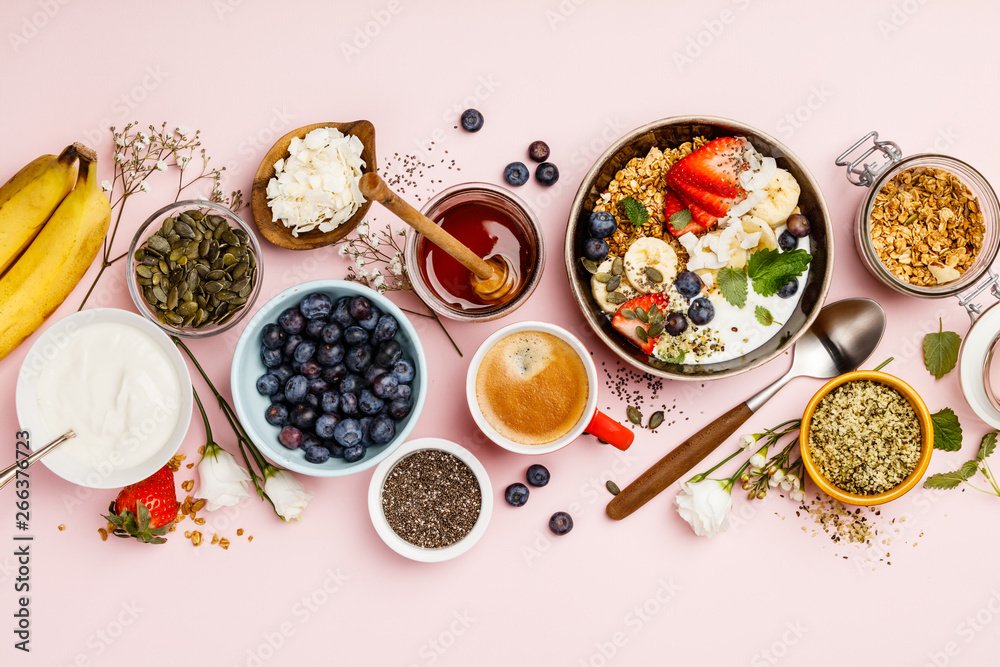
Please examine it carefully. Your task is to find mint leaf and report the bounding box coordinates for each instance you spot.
[662,350,686,364]
[978,431,997,461]
[619,197,649,228]
[924,469,971,490]
[755,306,776,327]
[931,408,963,451]
[717,267,748,308]
[923,319,961,379]
[668,209,692,234]
[961,459,980,479]
[746,248,811,297]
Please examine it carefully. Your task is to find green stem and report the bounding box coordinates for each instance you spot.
[873,357,894,372]
[398,307,435,319]
[191,386,213,443]
[691,446,745,482]
[962,480,999,497]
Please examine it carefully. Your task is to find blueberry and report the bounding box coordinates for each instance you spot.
[778,278,799,299]
[587,210,617,239]
[393,384,412,401]
[261,323,286,349]
[265,403,288,426]
[301,359,323,380]
[293,340,316,364]
[303,394,319,410]
[345,345,373,373]
[387,398,412,420]
[278,308,306,334]
[304,445,330,464]
[372,373,399,399]
[315,413,340,439]
[505,483,529,507]
[308,378,329,395]
[290,404,318,429]
[526,464,550,487]
[320,323,342,344]
[665,312,688,336]
[316,342,345,366]
[257,373,280,396]
[370,415,395,444]
[358,416,374,444]
[332,297,354,327]
[528,140,550,163]
[334,418,363,447]
[260,346,282,368]
[302,432,322,451]
[340,374,364,395]
[344,326,368,346]
[343,444,366,463]
[376,340,403,368]
[391,358,415,383]
[278,426,303,450]
[320,391,340,414]
[504,161,529,187]
[786,213,811,238]
[283,334,303,358]
[583,237,609,262]
[322,363,348,385]
[285,376,308,404]
[357,306,381,331]
[340,392,359,416]
[359,389,384,415]
[778,230,798,252]
[300,292,333,320]
[303,318,324,341]
[273,364,294,384]
[349,296,372,322]
[270,391,286,405]
[460,108,484,132]
[548,511,574,536]
[366,365,388,385]
[688,297,715,326]
[326,441,346,459]
[675,271,702,299]
[535,162,559,186]
[373,315,398,342]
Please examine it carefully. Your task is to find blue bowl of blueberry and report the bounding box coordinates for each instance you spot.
[232,279,427,476]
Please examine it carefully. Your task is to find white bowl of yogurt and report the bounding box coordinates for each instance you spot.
[15,309,192,488]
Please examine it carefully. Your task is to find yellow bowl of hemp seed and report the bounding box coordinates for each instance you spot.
[800,371,933,506]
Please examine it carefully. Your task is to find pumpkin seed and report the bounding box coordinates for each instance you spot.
[648,411,664,430]
[620,308,636,320]
[611,257,624,276]
[136,265,153,279]
[635,306,648,323]
[606,275,621,292]
[594,272,612,283]
[606,480,621,496]
[581,258,600,274]
[644,266,664,283]
[648,303,659,319]
[147,235,170,255]
[646,321,664,338]
[626,405,642,425]
[635,326,648,343]
[606,291,627,305]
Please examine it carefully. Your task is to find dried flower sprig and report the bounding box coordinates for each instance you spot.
[78,122,244,310]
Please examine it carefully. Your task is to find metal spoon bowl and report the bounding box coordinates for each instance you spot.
[606,298,887,520]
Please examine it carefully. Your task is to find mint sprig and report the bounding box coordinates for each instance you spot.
[668,209,691,234]
[923,319,961,379]
[746,248,811,297]
[619,197,649,228]
[931,408,963,451]
[717,267,747,308]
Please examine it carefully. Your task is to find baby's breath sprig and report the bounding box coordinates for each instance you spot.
[336,221,462,356]
[78,122,244,310]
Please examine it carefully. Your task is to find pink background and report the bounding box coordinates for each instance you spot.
[3,1,999,665]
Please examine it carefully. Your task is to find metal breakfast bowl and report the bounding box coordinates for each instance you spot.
[564,115,834,381]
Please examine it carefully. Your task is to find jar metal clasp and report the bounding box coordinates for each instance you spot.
[835,131,903,187]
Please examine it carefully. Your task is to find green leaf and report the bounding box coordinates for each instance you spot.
[961,459,980,479]
[717,267,748,308]
[923,470,968,490]
[923,319,961,379]
[755,305,775,327]
[619,197,649,228]
[662,350,686,364]
[746,248,812,297]
[978,431,997,461]
[668,209,692,234]
[930,408,963,451]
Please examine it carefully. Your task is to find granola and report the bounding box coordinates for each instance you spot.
[869,166,984,286]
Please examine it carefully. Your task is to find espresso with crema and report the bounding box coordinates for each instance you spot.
[475,331,589,446]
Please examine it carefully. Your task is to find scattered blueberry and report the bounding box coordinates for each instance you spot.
[260,346,282,368]
[778,230,798,252]
[535,162,559,186]
[320,323,342,344]
[334,419,363,447]
[373,315,398,342]
[528,140,550,163]
[387,398,412,420]
[304,445,330,464]
[343,444,366,463]
[290,404,318,430]
[549,511,573,536]
[460,108,484,132]
[370,415,395,444]
[675,271,702,299]
[293,340,316,364]
[278,426,303,450]
[257,373,280,396]
[261,323,286,349]
[344,326,368,346]
[320,391,340,414]
[786,213,811,238]
[372,372,399,399]
[300,292,333,320]
[583,237,610,262]
[391,358,415,383]
[285,376,308,404]
[588,211,617,239]
[376,340,402,368]
[278,308,305,334]
[265,403,288,426]
[665,312,688,336]
[504,162,529,187]
[526,464,550,487]
[316,342,344,366]
[778,278,799,299]
[505,483,529,507]
[359,389,385,416]
[688,297,715,326]
[315,413,339,439]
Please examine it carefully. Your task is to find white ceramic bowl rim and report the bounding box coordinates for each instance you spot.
[367,437,493,562]
[465,321,599,455]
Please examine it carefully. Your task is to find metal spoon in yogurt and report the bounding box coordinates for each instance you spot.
[0,431,76,491]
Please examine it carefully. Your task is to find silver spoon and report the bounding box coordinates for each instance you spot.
[0,431,76,491]
[607,298,886,520]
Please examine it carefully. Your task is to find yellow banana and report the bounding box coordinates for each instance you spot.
[0,144,80,275]
[0,147,111,360]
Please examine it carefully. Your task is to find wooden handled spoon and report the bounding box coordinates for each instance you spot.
[359,173,516,303]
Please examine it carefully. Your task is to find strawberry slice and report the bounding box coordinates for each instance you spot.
[663,188,707,237]
[666,137,749,219]
[612,293,670,354]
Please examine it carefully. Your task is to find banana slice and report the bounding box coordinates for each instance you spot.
[592,258,638,313]
[623,237,677,294]
[747,168,801,228]
[741,215,778,250]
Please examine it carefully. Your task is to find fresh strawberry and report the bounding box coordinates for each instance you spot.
[665,137,749,219]
[103,465,178,545]
[663,188,711,237]
[612,293,670,354]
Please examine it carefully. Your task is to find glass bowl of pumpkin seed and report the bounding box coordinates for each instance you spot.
[127,200,263,338]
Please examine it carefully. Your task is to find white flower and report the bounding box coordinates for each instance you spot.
[771,469,785,484]
[396,227,406,237]
[101,180,113,192]
[338,245,350,257]
[355,256,365,269]
[114,137,125,147]
[155,160,168,172]
[264,468,314,522]
[139,182,150,193]
[750,453,767,468]
[114,152,125,164]
[788,474,801,490]
[739,434,759,451]
[357,223,369,237]
[176,126,191,138]
[790,489,805,503]
[780,479,792,492]
[387,257,404,276]
[195,443,251,511]
[177,155,191,170]
[133,142,145,153]
[137,131,149,144]
[373,273,387,291]
[674,479,733,538]
[370,235,381,248]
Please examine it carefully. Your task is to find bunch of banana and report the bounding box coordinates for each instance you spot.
[0,143,111,360]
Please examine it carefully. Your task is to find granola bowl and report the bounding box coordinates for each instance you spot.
[799,371,934,506]
[564,115,834,381]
